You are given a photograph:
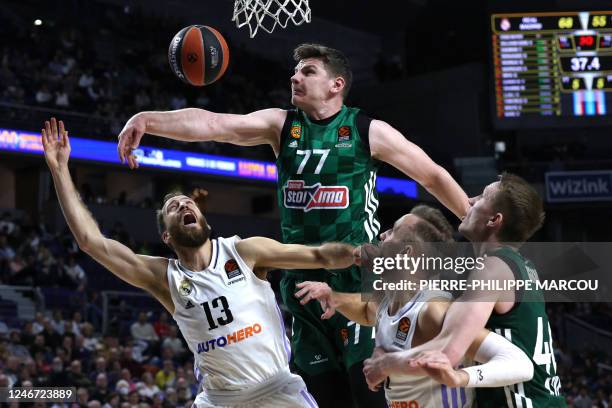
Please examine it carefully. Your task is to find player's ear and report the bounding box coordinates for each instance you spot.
[488,212,503,229]
[162,230,171,245]
[403,244,414,257]
[331,76,345,96]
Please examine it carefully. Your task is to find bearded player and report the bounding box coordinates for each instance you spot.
[363,175,567,407]
[296,205,534,407]
[41,118,374,407]
[116,44,469,407]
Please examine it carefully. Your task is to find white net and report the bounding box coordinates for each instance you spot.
[232,0,311,38]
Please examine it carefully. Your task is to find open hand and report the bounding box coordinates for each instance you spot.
[41,118,71,170]
[295,281,335,319]
[190,188,209,213]
[117,113,146,169]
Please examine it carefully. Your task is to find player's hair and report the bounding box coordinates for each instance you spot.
[293,43,353,98]
[395,215,446,247]
[492,172,545,242]
[410,205,454,242]
[156,191,184,235]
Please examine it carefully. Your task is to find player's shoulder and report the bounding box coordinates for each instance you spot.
[136,255,171,289]
[246,108,288,129]
[251,107,288,118]
[368,118,394,132]
[417,296,452,340]
[420,296,452,323]
[138,254,170,271]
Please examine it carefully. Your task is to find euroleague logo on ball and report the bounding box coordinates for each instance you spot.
[168,25,229,86]
[168,36,184,79]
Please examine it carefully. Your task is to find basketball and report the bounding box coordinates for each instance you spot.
[168,25,230,86]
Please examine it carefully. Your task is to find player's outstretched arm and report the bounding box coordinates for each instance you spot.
[42,118,171,311]
[117,108,287,168]
[294,281,377,325]
[235,237,354,276]
[368,120,469,219]
[415,330,534,388]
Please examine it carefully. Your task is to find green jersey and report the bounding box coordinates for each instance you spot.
[276,105,380,247]
[477,247,567,407]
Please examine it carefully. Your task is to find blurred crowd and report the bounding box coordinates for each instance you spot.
[0,307,196,408]
[0,2,291,160]
[0,211,86,290]
[559,345,612,408]
[0,213,197,407]
[546,303,612,407]
[0,211,163,291]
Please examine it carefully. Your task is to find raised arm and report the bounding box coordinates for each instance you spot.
[42,118,172,312]
[234,237,355,278]
[368,120,469,219]
[117,108,287,168]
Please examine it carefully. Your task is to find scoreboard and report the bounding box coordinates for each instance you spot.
[491,11,612,128]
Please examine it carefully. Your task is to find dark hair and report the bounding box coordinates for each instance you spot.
[410,205,454,242]
[492,173,545,242]
[156,191,184,235]
[293,43,353,98]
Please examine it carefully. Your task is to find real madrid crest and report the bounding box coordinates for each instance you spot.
[179,278,193,297]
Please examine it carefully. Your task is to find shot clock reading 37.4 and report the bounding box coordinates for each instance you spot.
[491,11,612,128]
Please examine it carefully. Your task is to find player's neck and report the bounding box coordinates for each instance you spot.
[175,239,213,271]
[304,99,343,121]
[472,239,514,256]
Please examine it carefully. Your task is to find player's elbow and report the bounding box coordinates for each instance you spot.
[75,233,93,253]
[317,243,353,269]
[514,355,535,384]
[363,312,376,327]
[312,247,333,268]
[205,112,242,143]
[75,233,102,256]
[520,361,535,383]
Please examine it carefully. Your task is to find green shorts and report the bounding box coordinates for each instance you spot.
[280,267,375,376]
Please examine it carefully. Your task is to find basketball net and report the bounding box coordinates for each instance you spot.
[232,0,311,38]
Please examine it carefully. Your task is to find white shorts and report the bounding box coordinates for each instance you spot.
[194,373,318,408]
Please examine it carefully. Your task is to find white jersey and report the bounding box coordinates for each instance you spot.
[167,236,292,392]
[375,290,475,408]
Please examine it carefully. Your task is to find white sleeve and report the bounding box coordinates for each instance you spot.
[462,332,534,388]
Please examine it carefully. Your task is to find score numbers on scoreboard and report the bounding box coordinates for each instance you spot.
[492,11,612,123]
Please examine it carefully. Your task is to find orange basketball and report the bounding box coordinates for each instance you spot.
[168,25,230,86]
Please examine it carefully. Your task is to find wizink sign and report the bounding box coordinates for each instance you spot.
[545,171,612,203]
